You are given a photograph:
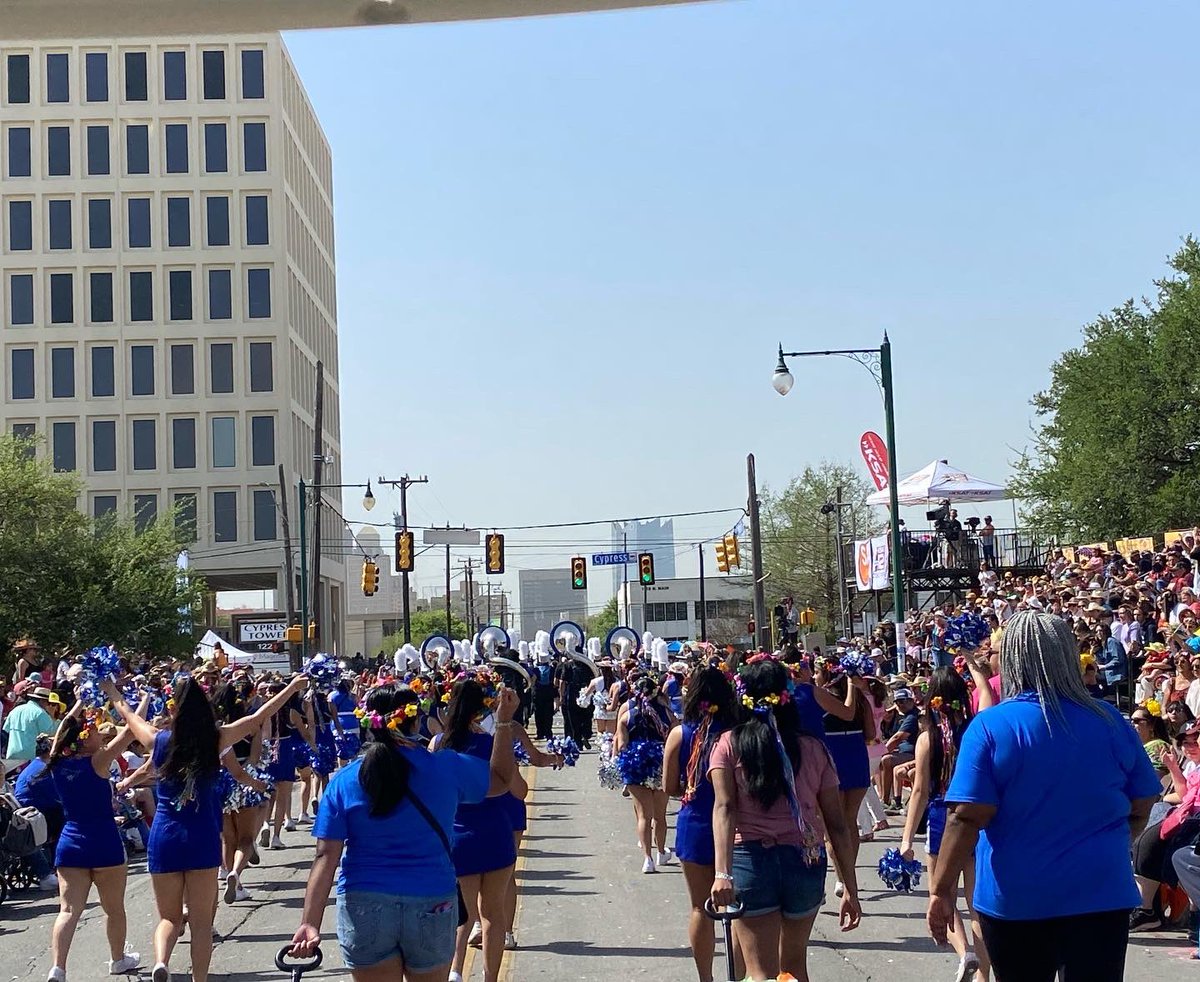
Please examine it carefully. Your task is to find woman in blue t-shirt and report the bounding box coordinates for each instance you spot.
[289,682,518,982]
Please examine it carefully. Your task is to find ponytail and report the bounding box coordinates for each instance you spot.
[357,683,420,817]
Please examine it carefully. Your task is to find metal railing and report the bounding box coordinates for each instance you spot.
[841,527,1055,579]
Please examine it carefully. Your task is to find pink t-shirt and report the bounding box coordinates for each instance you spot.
[708,729,839,848]
[970,674,1003,715]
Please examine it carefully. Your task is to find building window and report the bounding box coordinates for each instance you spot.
[7,55,30,105]
[211,417,235,468]
[171,417,196,469]
[91,419,116,472]
[89,272,114,323]
[248,342,273,392]
[47,126,71,176]
[132,418,156,470]
[86,124,109,175]
[133,493,157,532]
[10,348,34,399]
[48,199,72,250]
[168,270,193,321]
[8,200,32,251]
[93,495,118,520]
[165,123,188,174]
[7,126,31,177]
[170,343,194,395]
[84,52,108,103]
[241,49,265,100]
[247,268,271,318]
[203,122,227,173]
[250,415,274,466]
[202,50,225,100]
[12,423,35,455]
[205,195,230,246]
[129,271,153,321]
[210,342,234,393]
[645,601,689,623]
[52,421,76,472]
[127,197,151,248]
[46,53,69,103]
[245,195,269,246]
[253,489,276,541]
[123,51,147,102]
[130,344,154,396]
[91,345,114,397]
[87,199,112,250]
[50,273,74,324]
[243,121,266,172]
[163,51,186,101]
[10,274,34,325]
[173,492,197,543]
[50,347,74,398]
[166,196,190,247]
[213,491,237,542]
[208,269,232,320]
[125,124,149,174]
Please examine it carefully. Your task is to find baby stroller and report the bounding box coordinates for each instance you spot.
[0,792,48,908]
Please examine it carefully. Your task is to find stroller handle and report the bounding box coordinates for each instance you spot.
[275,944,322,978]
[703,898,745,921]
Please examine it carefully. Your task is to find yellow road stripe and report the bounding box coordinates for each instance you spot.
[497,764,538,982]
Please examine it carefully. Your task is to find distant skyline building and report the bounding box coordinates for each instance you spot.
[611,519,675,594]
[518,567,589,641]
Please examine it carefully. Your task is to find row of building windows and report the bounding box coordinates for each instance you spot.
[73,486,276,544]
[643,600,754,623]
[2,119,268,180]
[7,339,273,400]
[3,48,265,107]
[5,266,272,327]
[14,412,277,475]
[4,193,271,253]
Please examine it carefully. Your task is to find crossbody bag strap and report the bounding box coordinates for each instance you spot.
[406,787,453,860]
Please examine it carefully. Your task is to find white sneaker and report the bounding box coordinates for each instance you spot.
[504,931,516,950]
[218,866,228,880]
[283,818,298,832]
[270,835,284,850]
[955,953,981,982]
[234,886,252,902]
[47,968,66,982]
[641,857,656,874]
[109,951,141,975]
[467,920,483,946]
[258,825,271,848]
[224,873,238,905]
[656,849,674,867]
[447,974,463,982]
[151,964,169,982]
[834,880,845,897]
[38,873,59,891]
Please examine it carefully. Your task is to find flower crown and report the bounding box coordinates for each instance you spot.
[735,654,792,713]
[355,701,420,731]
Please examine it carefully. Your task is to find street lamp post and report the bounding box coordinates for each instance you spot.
[773,334,906,666]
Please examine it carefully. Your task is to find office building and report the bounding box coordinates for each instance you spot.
[518,567,589,641]
[0,36,346,647]
[611,518,675,594]
[617,575,754,644]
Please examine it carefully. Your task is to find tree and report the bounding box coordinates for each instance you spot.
[0,435,205,671]
[382,608,470,655]
[758,461,883,639]
[1013,238,1200,540]
[586,596,619,640]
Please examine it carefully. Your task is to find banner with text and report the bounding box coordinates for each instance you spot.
[853,536,891,592]
[859,431,890,492]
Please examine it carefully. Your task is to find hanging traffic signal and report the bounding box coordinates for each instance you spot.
[715,538,730,573]
[485,533,505,575]
[724,533,741,570]
[571,556,587,590]
[285,624,302,644]
[800,606,816,627]
[361,559,379,596]
[638,552,655,585]
[395,530,415,573]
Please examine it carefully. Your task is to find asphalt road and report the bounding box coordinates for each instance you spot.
[2,757,1198,981]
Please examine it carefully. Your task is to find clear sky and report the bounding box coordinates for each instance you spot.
[278,0,1200,609]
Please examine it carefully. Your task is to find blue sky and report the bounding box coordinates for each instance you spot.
[279,0,1200,604]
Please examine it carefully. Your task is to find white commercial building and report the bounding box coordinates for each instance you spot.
[0,35,347,647]
[617,575,754,644]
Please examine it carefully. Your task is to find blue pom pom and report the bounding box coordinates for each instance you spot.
[877,847,923,892]
[78,644,121,708]
[946,612,989,652]
[304,654,340,692]
[513,740,532,766]
[839,652,875,678]
[546,736,580,767]
[615,739,663,787]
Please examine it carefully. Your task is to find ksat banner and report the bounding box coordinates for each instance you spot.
[854,536,891,592]
[859,432,889,492]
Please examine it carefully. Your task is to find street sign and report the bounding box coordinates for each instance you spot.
[423,528,481,546]
[592,551,635,566]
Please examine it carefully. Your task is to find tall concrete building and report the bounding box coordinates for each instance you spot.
[0,36,347,646]
[518,567,588,641]
[611,518,676,594]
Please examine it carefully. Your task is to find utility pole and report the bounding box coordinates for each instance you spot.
[747,454,768,651]
[309,360,325,650]
[445,544,452,637]
[622,529,630,627]
[835,485,849,639]
[378,473,428,643]
[278,464,299,671]
[698,542,707,642]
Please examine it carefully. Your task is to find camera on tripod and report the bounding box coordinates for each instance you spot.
[926,498,952,531]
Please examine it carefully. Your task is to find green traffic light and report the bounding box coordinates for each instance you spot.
[574,576,584,587]
[641,572,651,584]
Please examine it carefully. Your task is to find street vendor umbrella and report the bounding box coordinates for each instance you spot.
[866,459,1007,507]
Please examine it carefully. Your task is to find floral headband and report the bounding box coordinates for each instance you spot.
[355,701,420,731]
[735,654,792,713]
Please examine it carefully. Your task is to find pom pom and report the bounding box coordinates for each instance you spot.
[546,736,580,767]
[79,644,120,708]
[615,738,663,787]
[839,651,875,678]
[513,740,532,766]
[304,654,340,691]
[945,612,989,652]
[877,848,922,892]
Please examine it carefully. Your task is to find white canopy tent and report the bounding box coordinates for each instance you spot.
[195,629,256,665]
[866,459,1007,507]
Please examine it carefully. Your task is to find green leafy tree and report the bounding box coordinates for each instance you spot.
[758,461,883,638]
[1013,238,1200,540]
[586,596,619,639]
[382,609,470,654]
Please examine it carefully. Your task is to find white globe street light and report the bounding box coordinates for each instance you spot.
[772,346,794,396]
[362,482,376,511]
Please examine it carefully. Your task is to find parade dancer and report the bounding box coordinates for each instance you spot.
[330,677,361,763]
[103,673,307,982]
[301,682,340,817]
[615,671,676,873]
[44,696,150,981]
[262,680,313,848]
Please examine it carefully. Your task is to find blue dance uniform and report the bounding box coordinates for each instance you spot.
[330,690,360,759]
[616,699,671,789]
[308,695,339,776]
[440,731,515,876]
[51,757,125,869]
[267,696,305,783]
[148,730,222,874]
[500,791,527,833]
[822,711,870,791]
[673,721,725,866]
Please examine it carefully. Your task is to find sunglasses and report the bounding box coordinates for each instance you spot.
[1183,737,1200,746]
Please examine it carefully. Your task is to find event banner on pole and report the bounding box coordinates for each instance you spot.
[854,536,891,592]
[859,432,889,492]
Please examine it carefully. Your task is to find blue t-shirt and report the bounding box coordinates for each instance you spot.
[946,691,1161,920]
[15,757,62,814]
[793,685,825,740]
[314,745,490,897]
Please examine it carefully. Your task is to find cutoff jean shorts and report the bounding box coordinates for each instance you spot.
[732,840,828,919]
[336,890,458,971]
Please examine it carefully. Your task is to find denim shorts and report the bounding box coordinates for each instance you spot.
[732,841,827,919]
[336,891,457,971]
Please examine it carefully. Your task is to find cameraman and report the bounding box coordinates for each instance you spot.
[942,508,963,566]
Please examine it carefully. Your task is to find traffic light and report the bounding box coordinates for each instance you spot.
[485,533,505,575]
[307,620,317,640]
[395,530,415,573]
[285,625,302,644]
[361,559,379,596]
[800,606,816,627]
[715,538,730,573]
[725,533,741,570]
[571,556,587,590]
[638,552,655,585]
